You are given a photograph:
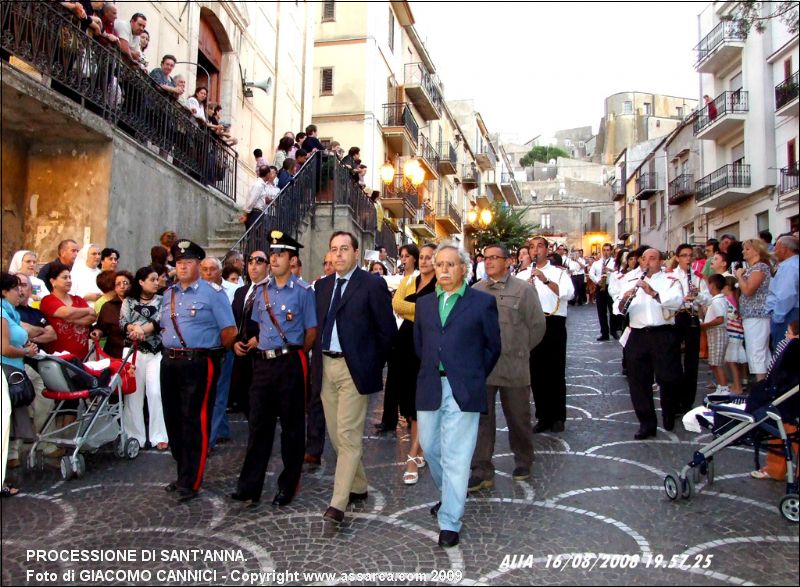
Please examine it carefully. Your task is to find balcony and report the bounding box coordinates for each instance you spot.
[382,103,419,156]
[694,91,748,140]
[408,202,436,238]
[438,141,457,175]
[460,165,480,190]
[695,21,746,74]
[475,143,497,171]
[584,222,608,234]
[695,163,751,208]
[476,185,494,207]
[403,62,442,121]
[612,179,626,201]
[617,218,634,241]
[500,172,522,205]
[778,164,799,210]
[435,197,462,234]
[375,222,399,255]
[775,71,799,117]
[381,175,417,220]
[668,173,694,205]
[417,134,440,179]
[635,172,659,200]
[486,171,503,198]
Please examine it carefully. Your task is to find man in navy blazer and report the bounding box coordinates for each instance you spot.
[312,231,396,523]
[414,241,501,548]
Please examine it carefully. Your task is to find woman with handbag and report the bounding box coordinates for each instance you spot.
[1,272,39,497]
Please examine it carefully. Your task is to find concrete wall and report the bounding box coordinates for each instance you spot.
[1,135,28,268]
[107,133,240,269]
[300,203,376,278]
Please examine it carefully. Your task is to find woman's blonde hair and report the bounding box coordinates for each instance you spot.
[742,238,772,266]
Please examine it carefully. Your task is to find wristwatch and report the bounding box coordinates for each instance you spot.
[543,279,551,285]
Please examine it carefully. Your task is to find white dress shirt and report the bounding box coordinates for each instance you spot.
[244,179,280,213]
[516,262,574,317]
[589,257,616,285]
[669,266,711,311]
[624,271,683,329]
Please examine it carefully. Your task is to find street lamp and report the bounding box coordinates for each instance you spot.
[380,157,427,243]
[466,204,493,228]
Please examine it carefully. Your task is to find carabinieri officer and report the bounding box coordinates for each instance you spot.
[232,231,317,507]
[160,240,237,502]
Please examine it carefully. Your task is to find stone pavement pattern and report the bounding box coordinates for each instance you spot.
[2,305,798,585]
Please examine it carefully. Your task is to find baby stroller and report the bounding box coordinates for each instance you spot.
[664,338,800,522]
[27,345,139,480]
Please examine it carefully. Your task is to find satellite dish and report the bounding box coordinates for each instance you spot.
[245,77,272,96]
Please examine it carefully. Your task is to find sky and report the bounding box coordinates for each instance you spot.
[410,1,704,143]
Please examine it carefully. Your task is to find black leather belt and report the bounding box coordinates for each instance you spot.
[633,325,674,333]
[256,346,302,360]
[322,351,345,359]
[165,348,223,360]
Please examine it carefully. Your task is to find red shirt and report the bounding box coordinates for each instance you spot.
[40,294,91,358]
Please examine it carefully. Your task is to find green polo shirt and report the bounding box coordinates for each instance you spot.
[436,280,467,372]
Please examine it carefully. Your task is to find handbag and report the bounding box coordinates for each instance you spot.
[2,364,36,408]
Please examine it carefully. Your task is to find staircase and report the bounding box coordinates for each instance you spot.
[204,215,246,259]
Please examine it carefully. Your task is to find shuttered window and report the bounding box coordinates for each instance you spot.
[388,10,395,51]
[322,1,335,22]
[320,68,333,95]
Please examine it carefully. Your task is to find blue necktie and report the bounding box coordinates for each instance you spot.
[322,278,346,351]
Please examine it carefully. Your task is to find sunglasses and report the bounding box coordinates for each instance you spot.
[248,256,268,265]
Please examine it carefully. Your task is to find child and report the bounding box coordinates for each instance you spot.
[702,274,729,394]
[253,148,268,172]
[723,275,747,394]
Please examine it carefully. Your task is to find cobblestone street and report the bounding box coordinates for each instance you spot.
[2,305,798,586]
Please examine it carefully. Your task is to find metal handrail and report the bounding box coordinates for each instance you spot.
[635,172,658,195]
[668,173,694,202]
[382,103,419,144]
[403,62,443,115]
[1,0,238,200]
[419,134,440,171]
[775,71,799,110]
[438,141,457,166]
[694,91,749,135]
[780,164,799,194]
[695,20,746,65]
[695,163,751,202]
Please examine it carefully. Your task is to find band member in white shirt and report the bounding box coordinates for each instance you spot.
[617,249,683,439]
[670,244,711,413]
[575,250,588,305]
[518,238,575,433]
[589,243,618,341]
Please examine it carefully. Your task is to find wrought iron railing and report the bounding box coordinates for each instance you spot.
[419,134,440,172]
[229,151,322,257]
[1,0,238,200]
[411,202,435,231]
[668,173,694,204]
[461,165,480,186]
[775,71,799,110]
[481,143,498,168]
[694,91,749,135]
[780,163,799,194]
[436,197,462,227]
[612,178,626,197]
[695,20,746,66]
[439,141,457,167]
[695,163,751,203]
[584,222,607,234]
[617,218,633,239]
[332,155,377,233]
[403,62,443,115]
[382,102,419,144]
[635,172,658,197]
[375,222,398,256]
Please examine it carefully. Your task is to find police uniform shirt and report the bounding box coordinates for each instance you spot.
[624,271,683,329]
[516,262,574,317]
[670,266,711,311]
[253,273,317,350]
[160,279,236,349]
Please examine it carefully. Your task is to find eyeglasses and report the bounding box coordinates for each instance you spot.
[116,281,131,287]
[484,255,508,262]
[248,256,268,265]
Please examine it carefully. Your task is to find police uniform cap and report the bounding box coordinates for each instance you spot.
[269,230,303,254]
[171,240,206,262]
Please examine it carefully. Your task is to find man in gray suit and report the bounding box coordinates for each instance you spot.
[469,243,545,490]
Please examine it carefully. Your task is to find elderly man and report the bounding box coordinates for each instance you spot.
[415,241,501,547]
[617,249,683,439]
[767,235,799,345]
[467,243,544,491]
[518,237,574,433]
[38,239,80,291]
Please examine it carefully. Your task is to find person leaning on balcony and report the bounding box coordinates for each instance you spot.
[149,55,183,98]
[138,29,150,70]
[278,159,296,190]
[59,1,102,36]
[302,125,325,153]
[273,137,295,172]
[241,166,278,230]
[703,94,717,121]
[187,87,208,124]
[95,2,119,48]
[115,12,146,64]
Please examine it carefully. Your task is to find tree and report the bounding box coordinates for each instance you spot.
[519,146,571,168]
[473,201,538,252]
[723,1,798,36]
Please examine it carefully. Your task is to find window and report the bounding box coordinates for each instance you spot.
[731,142,745,165]
[729,71,742,92]
[756,211,770,233]
[541,213,551,229]
[564,139,572,147]
[784,57,793,82]
[623,101,633,115]
[650,201,656,227]
[684,223,695,245]
[388,10,395,52]
[643,102,652,116]
[788,139,797,169]
[676,106,684,118]
[320,68,333,95]
[322,0,335,22]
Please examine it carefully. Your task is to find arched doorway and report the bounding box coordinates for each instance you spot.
[197,9,232,104]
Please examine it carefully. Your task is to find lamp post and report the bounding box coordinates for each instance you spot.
[175,61,212,89]
[380,157,426,243]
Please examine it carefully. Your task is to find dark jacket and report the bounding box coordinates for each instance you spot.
[311,268,396,395]
[414,285,501,413]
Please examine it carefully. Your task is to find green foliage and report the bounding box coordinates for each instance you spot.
[519,146,571,168]
[722,1,798,36]
[474,201,538,252]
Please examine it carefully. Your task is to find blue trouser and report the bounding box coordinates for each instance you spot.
[210,350,234,447]
[418,377,480,533]
[771,307,799,351]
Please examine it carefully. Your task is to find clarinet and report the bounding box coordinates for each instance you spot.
[622,269,652,315]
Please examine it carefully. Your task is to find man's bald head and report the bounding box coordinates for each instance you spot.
[642,248,662,274]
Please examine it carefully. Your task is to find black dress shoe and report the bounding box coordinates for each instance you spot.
[634,428,656,440]
[532,422,551,434]
[662,413,675,431]
[596,335,610,341]
[176,488,198,502]
[438,530,459,547]
[272,489,294,507]
[550,420,565,433]
[230,491,259,506]
[164,481,178,493]
[430,502,441,516]
[323,506,344,523]
[373,423,395,435]
[348,491,368,503]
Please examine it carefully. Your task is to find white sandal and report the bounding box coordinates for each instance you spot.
[411,454,426,469]
[403,456,419,485]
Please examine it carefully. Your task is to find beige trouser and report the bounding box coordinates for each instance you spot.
[321,356,369,511]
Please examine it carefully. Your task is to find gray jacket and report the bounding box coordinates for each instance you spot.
[473,273,545,386]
